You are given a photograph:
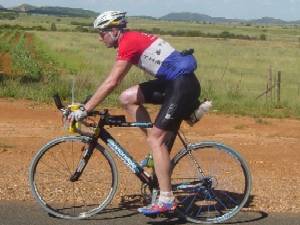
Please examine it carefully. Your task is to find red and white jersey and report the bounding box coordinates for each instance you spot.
[117,31,197,80]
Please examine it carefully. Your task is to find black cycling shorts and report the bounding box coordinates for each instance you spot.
[139,73,201,132]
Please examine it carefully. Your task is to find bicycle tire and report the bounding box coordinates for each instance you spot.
[171,141,252,224]
[29,136,118,219]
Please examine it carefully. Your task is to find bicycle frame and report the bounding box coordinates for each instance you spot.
[70,113,161,190]
[53,94,190,192]
[98,123,155,187]
[74,114,191,191]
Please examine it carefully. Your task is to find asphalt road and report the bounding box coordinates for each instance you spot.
[0,201,299,225]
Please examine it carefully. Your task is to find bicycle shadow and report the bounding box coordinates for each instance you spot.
[146,193,269,225]
[146,210,268,225]
[82,194,145,221]
[49,193,268,225]
[93,192,267,225]
[48,194,143,221]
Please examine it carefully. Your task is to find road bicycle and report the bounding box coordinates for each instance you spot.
[29,94,252,223]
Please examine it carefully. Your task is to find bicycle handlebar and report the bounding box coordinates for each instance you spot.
[52,94,102,116]
[52,94,153,130]
[52,94,120,122]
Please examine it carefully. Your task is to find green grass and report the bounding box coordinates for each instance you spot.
[128,18,300,42]
[0,13,93,31]
[0,15,300,118]
[1,14,300,41]
[31,31,300,117]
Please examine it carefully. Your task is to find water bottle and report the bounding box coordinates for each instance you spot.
[140,154,154,168]
[187,100,212,126]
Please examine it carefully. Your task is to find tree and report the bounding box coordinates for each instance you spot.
[260,34,267,41]
[50,22,57,31]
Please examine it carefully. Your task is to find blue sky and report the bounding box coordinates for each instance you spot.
[1,0,300,21]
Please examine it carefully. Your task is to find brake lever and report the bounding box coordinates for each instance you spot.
[61,108,70,116]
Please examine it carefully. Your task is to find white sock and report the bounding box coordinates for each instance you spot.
[158,191,175,204]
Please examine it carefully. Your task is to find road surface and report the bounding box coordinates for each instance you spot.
[0,201,299,225]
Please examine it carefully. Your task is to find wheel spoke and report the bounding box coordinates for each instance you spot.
[184,194,197,213]
[213,192,228,210]
[30,137,117,219]
[38,159,70,177]
[50,148,72,174]
[171,142,252,223]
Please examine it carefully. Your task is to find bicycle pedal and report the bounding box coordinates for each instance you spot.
[145,214,158,218]
[161,211,176,218]
[48,213,59,219]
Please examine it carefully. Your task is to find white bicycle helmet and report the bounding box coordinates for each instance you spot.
[94,11,127,30]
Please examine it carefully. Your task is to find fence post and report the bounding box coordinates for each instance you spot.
[274,74,277,101]
[277,71,281,104]
[269,65,273,102]
[266,69,269,102]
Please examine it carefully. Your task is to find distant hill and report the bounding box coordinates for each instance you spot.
[250,17,287,24]
[2,5,300,24]
[30,6,97,17]
[160,12,238,23]
[160,12,300,25]
[131,16,158,20]
[10,4,37,12]
[9,4,97,17]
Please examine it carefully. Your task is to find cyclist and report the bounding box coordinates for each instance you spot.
[69,11,201,215]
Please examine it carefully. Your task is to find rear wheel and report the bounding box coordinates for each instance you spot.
[171,141,252,223]
[29,136,118,219]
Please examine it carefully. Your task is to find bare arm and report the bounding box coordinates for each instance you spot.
[84,60,132,112]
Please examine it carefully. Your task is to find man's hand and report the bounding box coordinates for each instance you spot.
[68,106,88,122]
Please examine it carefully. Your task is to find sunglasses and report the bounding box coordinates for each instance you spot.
[98,29,112,38]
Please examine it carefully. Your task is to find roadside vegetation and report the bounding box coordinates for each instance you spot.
[0,13,299,118]
[0,30,71,102]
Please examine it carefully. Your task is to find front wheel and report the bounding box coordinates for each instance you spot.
[29,136,118,219]
[171,141,252,224]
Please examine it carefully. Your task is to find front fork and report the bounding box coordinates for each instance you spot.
[69,141,96,182]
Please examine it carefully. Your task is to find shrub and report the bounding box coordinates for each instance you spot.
[31,25,47,31]
[74,25,89,32]
[135,28,256,40]
[70,21,91,26]
[0,24,24,30]
[0,12,18,20]
[50,23,57,31]
[260,34,267,41]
